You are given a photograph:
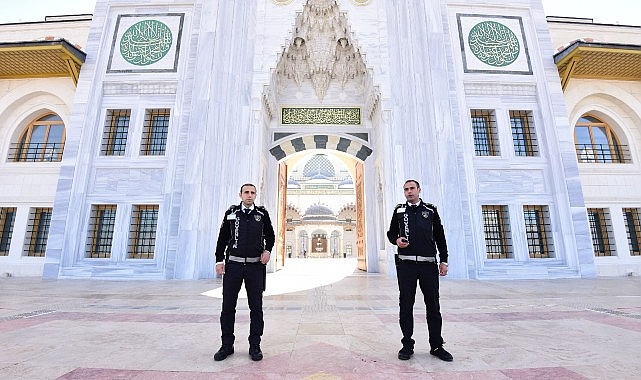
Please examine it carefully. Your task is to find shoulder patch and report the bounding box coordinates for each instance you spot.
[423,203,437,211]
[395,203,406,214]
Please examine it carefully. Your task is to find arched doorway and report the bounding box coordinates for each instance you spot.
[311,231,327,256]
[274,148,369,272]
[279,153,358,260]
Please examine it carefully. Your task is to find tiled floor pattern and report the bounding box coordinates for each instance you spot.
[1,259,640,379]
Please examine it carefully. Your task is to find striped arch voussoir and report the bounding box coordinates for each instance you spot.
[269,134,372,161]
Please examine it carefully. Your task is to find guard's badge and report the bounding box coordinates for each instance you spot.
[397,207,406,213]
[227,213,236,220]
[254,215,262,222]
[422,211,429,218]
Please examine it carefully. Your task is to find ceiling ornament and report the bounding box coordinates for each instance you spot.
[275,0,368,101]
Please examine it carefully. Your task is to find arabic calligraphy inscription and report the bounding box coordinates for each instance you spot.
[282,107,361,125]
[468,21,519,67]
[120,20,173,66]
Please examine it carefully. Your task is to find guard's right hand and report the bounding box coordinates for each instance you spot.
[396,237,409,248]
[215,263,225,275]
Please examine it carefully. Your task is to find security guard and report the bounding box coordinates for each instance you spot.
[386,179,453,362]
[213,183,275,362]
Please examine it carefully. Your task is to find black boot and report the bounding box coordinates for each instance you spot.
[249,344,263,361]
[398,345,414,360]
[213,345,234,361]
[430,346,453,362]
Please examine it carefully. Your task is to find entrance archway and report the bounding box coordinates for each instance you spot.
[261,0,383,275]
[273,146,369,272]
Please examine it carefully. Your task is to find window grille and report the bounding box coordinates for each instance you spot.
[0,207,17,256]
[574,116,630,163]
[523,205,553,258]
[510,110,539,157]
[101,110,130,156]
[471,110,499,156]
[575,143,630,163]
[482,205,512,259]
[587,208,615,256]
[140,109,170,155]
[24,208,52,257]
[9,114,65,162]
[623,208,641,256]
[86,205,117,258]
[128,205,159,259]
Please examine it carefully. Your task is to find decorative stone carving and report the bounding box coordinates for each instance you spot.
[285,37,310,87]
[274,0,368,101]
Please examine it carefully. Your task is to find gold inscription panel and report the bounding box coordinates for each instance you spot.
[281,107,361,125]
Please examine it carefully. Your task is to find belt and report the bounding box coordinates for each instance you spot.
[397,255,436,262]
[228,255,261,263]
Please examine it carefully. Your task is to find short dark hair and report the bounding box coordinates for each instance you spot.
[404,179,420,189]
[239,183,256,193]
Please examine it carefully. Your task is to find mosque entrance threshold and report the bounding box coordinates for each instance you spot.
[202,257,358,298]
[275,151,367,273]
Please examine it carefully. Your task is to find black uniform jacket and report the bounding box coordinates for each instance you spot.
[215,204,275,263]
[386,200,448,264]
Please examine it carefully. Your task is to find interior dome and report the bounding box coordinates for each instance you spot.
[303,154,335,178]
[303,204,336,221]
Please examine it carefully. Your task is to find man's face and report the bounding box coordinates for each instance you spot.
[240,185,257,207]
[403,182,421,204]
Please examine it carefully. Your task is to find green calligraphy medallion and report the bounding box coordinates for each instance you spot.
[468,21,520,67]
[120,20,173,66]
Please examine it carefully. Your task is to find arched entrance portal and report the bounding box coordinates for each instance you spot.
[261,0,382,274]
[272,145,370,272]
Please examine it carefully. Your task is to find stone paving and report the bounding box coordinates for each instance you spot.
[1,258,640,379]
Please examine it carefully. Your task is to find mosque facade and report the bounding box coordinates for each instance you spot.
[0,0,640,279]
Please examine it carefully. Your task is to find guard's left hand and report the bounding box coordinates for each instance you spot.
[439,263,448,276]
[261,250,271,264]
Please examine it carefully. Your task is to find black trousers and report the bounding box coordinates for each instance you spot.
[220,261,265,346]
[395,259,444,349]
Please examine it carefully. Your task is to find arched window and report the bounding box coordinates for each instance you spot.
[574,115,629,163]
[11,114,65,162]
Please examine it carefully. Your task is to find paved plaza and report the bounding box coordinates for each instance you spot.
[1,258,640,379]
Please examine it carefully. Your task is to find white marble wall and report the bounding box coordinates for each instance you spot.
[548,20,641,276]
[44,0,204,279]
[562,78,641,276]
[39,0,596,280]
[0,75,77,276]
[378,0,593,279]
